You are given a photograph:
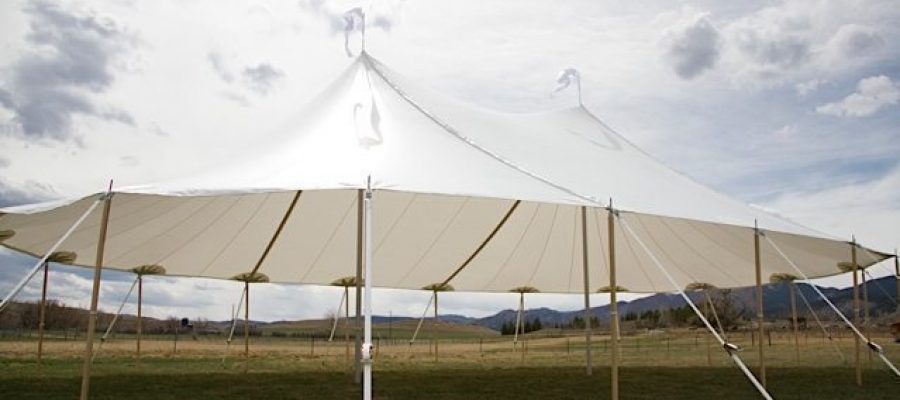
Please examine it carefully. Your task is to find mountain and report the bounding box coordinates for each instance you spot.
[469,276,898,330]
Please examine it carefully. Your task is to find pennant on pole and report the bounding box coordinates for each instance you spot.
[553,68,582,105]
[343,8,366,57]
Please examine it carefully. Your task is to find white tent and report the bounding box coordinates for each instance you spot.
[0,53,888,292]
[0,52,893,399]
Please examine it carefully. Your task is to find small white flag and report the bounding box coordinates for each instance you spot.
[553,68,580,93]
[343,8,365,57]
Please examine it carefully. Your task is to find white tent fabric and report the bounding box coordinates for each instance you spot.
[0,52,890,293]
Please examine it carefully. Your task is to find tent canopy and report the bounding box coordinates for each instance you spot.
[0,52,890,294]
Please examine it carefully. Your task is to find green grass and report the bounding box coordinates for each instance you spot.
[1,330,897,399]
[0,356,896,399]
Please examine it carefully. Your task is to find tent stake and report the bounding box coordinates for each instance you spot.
[850,240,861,386]
[753,222,766,388]
[607,206,619,400]
[580,206,592,376]
[79,187,113,400]
[37,262,49,362]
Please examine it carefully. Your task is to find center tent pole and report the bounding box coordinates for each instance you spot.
[752,221,766,388]
[79,186,114,400]
[580,206,592,376]
[362,180,375,400]
[850,239,861,386]
[354,189,364,384]
[607,204,619,400]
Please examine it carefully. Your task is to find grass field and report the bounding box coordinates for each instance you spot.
[1,328,897,399]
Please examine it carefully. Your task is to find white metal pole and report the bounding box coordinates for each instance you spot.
[362,182,374,400]
[0,198,102,313]
[580,206,592,376]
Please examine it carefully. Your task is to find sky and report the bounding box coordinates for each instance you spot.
[0,0,898,322]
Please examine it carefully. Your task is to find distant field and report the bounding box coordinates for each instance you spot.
[260,318,500,340]
[0,328,897,399]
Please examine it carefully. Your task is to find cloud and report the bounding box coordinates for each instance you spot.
[242,64,284,95]
[825,24,884,59]
[0,178,57,207]
[0,0,135,142]
[795,79,825,97]
[208,53,284,96]
[663,13,721,79]
[119,155,138,167]
[816,75,899,117]
[765,164,900,251]
[207,51,234,83]
[0,156,9,169]
[733,30,809,69]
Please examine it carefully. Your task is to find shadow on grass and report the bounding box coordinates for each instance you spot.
[0,363,896,400]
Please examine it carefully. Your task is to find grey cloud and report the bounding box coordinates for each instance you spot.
[242,64,284,95]
[0,0,135,141]
[221,91,250,107]
[665,16,721,79]
[119,155,139,167]
[207,52,234,83]
[149,122,170,137]
[735,32,809,68]
[0,156,10,169]
[372,16,393,32]
[0,179,57,208]
[827,24,884,59]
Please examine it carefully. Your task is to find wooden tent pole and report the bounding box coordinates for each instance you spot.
[895,250,899,315]
[580,206,592,376]
[703,293,712,366]
[79,188,113,400]
[789,283,799,363]
[244,281,250,363]
[861,265,871,366]
[608,206,619,400]
[137,274,142,362]
[513,293,522,346]
[850,240,861,386]
[521,293,526,363]
[433,290,439,362]
[37,262,49,362]
[753,223,766,388]
[345,285,350,361]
